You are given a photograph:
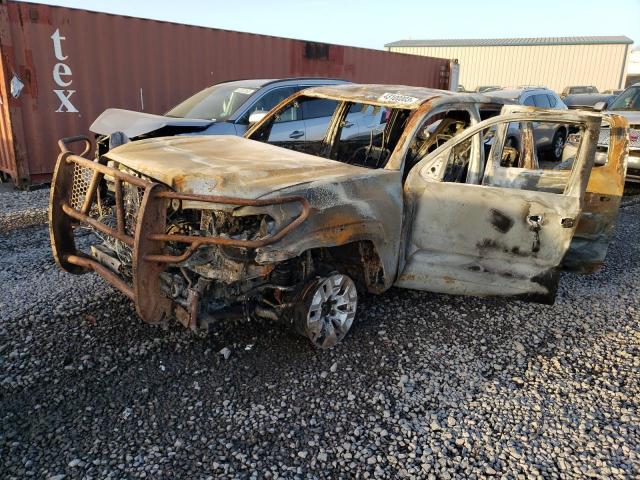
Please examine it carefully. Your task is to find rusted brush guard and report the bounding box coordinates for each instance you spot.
[49,136,310,328]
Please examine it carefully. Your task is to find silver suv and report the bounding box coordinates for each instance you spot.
[491,87,568,160]
[91,77,348,156]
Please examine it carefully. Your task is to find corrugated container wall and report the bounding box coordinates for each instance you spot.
[0,1,451,186]
[387,43,630,93]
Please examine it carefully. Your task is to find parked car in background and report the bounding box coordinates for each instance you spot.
[603,83,640,182]
[603,89,623,95]
[561,85,599,98]
[90,78,347,156]
[563,93,617,111]
[50,85,626,349]
[490,87,568,160]
[475,85,501,93]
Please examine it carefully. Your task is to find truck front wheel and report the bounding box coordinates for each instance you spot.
[294,272,358,349]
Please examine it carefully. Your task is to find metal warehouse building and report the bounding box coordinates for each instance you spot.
[385,36,634,93]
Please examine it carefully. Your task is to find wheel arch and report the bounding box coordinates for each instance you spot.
[256,220,399,293]
[318,240,388,294]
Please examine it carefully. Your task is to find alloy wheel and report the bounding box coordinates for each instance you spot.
[299,273,357,349]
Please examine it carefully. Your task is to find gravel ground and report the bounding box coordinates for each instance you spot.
[1,187,639,479]
[0,187,49,234]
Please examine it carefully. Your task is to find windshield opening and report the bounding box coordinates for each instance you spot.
[247,95,407,169]
[609,87,640,111]
[165,83,258,120]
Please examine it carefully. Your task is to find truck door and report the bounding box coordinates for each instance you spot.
[397,107,601,303]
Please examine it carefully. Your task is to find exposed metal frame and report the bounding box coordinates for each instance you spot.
[50,136,310,327]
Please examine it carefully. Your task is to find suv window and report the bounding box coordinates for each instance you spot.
[523,96,535,107]
[238,87,297,124]
[349,103,366,114]
[303,99,339,120]
[547,94,557,108]
[273,100,302,124]
[534,94,551,108]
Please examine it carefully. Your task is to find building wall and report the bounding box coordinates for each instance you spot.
[387,44,630,92]
[627,49,640,86]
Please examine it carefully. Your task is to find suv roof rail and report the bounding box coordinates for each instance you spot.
[262,77,348,87]
[203,77,349,89]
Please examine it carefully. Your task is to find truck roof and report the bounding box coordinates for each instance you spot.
[302,83,512,109]
[302,84,451,109]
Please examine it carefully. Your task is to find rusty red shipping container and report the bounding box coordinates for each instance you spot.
[0,1,452,186]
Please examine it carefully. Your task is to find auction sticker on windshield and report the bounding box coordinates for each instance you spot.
[234,88,257,95]
[378,92,420,105]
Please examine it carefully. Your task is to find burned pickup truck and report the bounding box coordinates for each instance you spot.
[50,85,628,348]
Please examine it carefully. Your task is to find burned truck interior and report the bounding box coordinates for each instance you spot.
[246,92,512,183]
[247,95,412,169]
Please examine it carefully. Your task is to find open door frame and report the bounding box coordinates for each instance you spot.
[396,106,602,303]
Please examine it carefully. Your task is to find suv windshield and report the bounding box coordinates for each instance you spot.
[165,83,258,120]
[609,87,640,111]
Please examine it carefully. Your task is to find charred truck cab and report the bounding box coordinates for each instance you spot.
[49,85,629,349]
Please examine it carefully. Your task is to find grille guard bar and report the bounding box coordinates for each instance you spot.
[50,135,310,327]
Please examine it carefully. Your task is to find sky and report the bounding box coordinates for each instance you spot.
[19,0,640,50]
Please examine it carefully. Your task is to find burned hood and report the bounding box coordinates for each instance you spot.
[90,108,214,138]
[105,135,375,198]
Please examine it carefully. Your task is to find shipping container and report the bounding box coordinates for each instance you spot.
[0,1,452,186]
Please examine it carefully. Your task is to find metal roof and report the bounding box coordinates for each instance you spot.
[301,84,514,109]
[385,36,634,48]
[197,78,348,89]
[490,89,534,100]
[302,84,451,109]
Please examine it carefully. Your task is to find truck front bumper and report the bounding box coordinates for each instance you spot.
[49,136,309,329]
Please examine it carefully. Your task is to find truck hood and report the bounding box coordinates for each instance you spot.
[105,135,374,198]
[607,110,640,127]
[90,108,214,138]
